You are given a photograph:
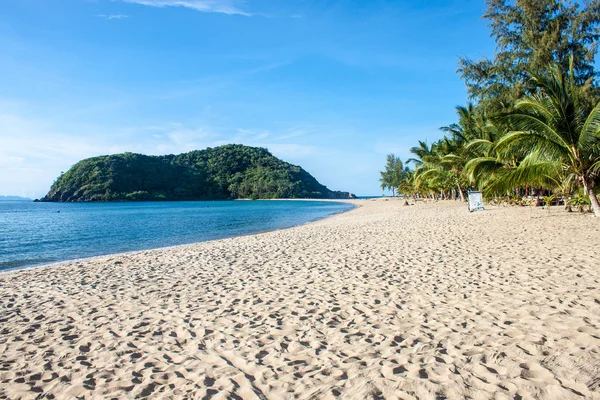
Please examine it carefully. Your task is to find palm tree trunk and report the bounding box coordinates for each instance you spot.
[457,183,466,202]
[583,177,600,217]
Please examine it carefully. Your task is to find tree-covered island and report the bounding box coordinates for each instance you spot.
[39,144,355,202]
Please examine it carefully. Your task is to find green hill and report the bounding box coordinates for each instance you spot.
[40,144,355,202]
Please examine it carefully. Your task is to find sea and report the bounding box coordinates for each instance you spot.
[0,200,354,272]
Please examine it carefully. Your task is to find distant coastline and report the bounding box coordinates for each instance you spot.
[0,195,31,201]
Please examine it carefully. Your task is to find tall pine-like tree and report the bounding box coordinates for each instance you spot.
[459,0,600,111]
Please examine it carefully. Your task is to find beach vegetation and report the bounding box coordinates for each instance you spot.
[459,0,600,113]
[381,0,600,216]
[379,154,411,197]
[41,145,354,202]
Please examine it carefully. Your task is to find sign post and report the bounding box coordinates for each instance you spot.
[468,191,485,212]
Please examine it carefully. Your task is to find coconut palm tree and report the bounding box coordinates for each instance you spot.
[397,169,415,198]
[407,141,434,197]
[407,140,435,167]
[496,62,600,216]
[462,117,534,200]
[440,103,481,144]
[408,138,462,200]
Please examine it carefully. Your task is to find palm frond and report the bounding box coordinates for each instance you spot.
[578,100,600,152]
[464,156,505,186]
[495,130,570,163]
[486,152,562,194]
[465,138,495,154]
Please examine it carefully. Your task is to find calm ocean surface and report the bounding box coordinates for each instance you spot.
[0,200,354,271]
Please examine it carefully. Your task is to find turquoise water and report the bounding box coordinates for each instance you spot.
[0,200,354,271]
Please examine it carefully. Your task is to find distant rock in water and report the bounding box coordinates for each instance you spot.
[40,144,356,202]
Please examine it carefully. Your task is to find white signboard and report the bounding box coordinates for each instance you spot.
[468,191,484,212]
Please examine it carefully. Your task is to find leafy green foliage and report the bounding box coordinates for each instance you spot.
[382,1,600,216]
[542,194,556,209]
[570,189,592,212]
[494,63,600,214]
[379,154,411,196]
[41,145,352,202]
[459,0,600,111]
[386,62,600,214]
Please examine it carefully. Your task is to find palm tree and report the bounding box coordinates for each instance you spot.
[440,103,480,144]
[496,62,600,216]
[463,118,529,198]
[397,169,415,198]
[406,141,435,198]
[407,140,434,167]
[438,134,473,202]
[409,136,470,201]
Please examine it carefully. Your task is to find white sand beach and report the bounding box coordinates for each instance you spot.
[1,199,599,399]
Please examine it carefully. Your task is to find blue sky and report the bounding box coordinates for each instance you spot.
[0,0,494,197]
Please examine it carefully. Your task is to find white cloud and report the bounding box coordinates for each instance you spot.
[275,127,308,141]
[235,128,269,141]
[121,0,251,16]
[0,113,111,198]
[98,14,129,19]
[0,108,337,197]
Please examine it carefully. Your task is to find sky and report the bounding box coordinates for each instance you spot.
[0,0,495,198]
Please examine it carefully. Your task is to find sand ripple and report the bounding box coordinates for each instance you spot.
[1,200,599,399]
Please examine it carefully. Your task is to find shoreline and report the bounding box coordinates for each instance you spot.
[1,199,598,399]
[0,199,360,275]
